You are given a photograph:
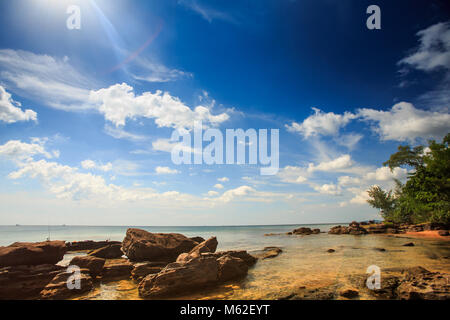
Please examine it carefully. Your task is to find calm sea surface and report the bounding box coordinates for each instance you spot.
[1,224,449,300]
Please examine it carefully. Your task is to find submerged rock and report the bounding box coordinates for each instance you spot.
[0,241,66,267]
[40,268,93,300]
[88,244,123,259]
[257,247,282,260]
[101,258,133,281]
[397,267,450,300]
[0,264,64,299]
[121,228,197,262]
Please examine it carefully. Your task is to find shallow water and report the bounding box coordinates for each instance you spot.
[1,225,449,300]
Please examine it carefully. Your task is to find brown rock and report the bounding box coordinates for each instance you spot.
[217,255,248,282]
[258,247,282,259]
[189,236,205,243]
[40,268,93,300]
[69,255,105,278]
[88,244,123,259]
[101,258,133,280]
[208,250,257,267]
[131,262,165,282]
[121,228,197,262]
[292,227,313,235]
[0,241,67,267]
[328,225,349,235]
[397,267,450,300]
[176,237,218,263]
[340,288,359,298]
[0,264,64,299]
[66,240,121,251]
[138,256,220,298]
[402,242,415,247]
[312,229,321,234]
[327,249,335,253]
[438,230,449,236]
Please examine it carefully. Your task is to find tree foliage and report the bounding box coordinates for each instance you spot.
[367,133,450,225]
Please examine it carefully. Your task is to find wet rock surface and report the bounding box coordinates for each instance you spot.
[0,241,66,267]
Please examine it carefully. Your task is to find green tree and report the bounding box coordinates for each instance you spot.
[371,133,450,224]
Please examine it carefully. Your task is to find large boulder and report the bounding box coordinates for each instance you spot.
[208,250,258,267]
[0,241,66,267]
[292,227,313,235]
[176,237,218,263]
[66,240,121,251]
[121,228,198,262]
[0,264,64,299]
[40,268,93,300]
[101,258,133,281]
[138,256,220,298]
[88,244,123,259]
[328,226,349,235]
[217,255,248,282]
[255,247,282,260]
[69,255,105,278]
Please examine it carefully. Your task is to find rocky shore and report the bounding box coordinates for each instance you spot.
[1,224,448,300]
[0,228,257,300]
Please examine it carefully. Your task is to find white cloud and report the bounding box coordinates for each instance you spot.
[357,102,450,142]
[217,177,229,182]
[0,49,93,110]
[214,186,255,203]
[278,166,308,184]
[398,21,450,72]
[313,183,341,195]
[307,154,353,173]
[207,190,219,196]
[364,166,408,181]
[104,125,149,141]
[81,160,113,172]
[214,183,224,189]
[286,107,356,138]
[0,86,37,123]
[178,0,238,24]
[89,83,230,129]
[0,140,54,161]
[155,166,180,175]
[131,57,192,83]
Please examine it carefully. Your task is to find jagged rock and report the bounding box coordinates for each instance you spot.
[131,262,165,282]
[40,268,93,300]
[207,250,257,267]
[66,240,121,251]
[176,237,218,263]
[329,225,349,235]
[138,256,220,298]
[312,229,321,234]
[0,241,66,267]
[367,224,387,234]
[217,255,248,282]
[101,258,133,280]
[121,228,197,262]
[69,255,105,278]
[0,264,64,299]
[88,244,123,259]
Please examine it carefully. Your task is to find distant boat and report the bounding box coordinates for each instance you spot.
[62,224,66,227]
[15,224,20,226]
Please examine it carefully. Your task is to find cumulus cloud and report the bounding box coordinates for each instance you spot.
[0,86,37,123]
[81,160,113,172]
[89,83,230,129]
[213,183,224,189]
[0,140,54,161]
[357,102,450,142]
[398,21,450,72]
[286,107,356,138]
[155,166,180,175]
[214,186,255,203]
[307,154,354,173]
[217,177,229,182]
[313,183,341,195]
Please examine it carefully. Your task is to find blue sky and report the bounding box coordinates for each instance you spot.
[0,0,449,225]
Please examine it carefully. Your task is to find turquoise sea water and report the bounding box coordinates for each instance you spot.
[0,224,334,249]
